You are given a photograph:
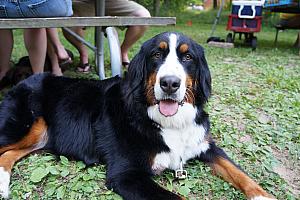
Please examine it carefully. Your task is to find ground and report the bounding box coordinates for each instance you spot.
[0,11,299,200]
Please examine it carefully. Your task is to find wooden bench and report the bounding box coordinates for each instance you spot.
[0,17,176,29]
[0,16,176,79]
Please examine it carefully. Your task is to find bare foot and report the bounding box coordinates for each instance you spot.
[56,46,70,61]
[121,52,130,68]
[52,66,63,76]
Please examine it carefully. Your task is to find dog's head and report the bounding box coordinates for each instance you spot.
[125,32,211,128]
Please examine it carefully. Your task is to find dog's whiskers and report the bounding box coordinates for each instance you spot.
[145,86,156,104]
[184,87,195,104]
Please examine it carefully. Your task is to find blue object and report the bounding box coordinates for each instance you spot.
[264,0,297,7]
[0,0,73,18]
[232,5,263,16]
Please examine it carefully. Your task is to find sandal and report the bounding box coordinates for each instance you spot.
[122,61,130,69]
[59,49,74,69]
[59,57,72,66]
[77,63,91,73]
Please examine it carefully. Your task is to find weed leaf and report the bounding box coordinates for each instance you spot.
[30,167,49,183]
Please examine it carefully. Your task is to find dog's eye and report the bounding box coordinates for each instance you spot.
[183,54,192,61]
[153,52,161,59]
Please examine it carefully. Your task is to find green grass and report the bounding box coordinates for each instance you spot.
[1,10,300,200]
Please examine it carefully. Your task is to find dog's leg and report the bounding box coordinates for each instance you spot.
[0,118,47,199]
[198,142,276,200]
[107,170,184,200]
[0,148,36,198]
[0,118,47,155]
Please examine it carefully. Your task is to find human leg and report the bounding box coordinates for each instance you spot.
[23,28,47,74]
[121,24,149,66]
[61,0,93,72]
[46,28,71,63]
[47,41,63,76]
[62,27,90,72]
[0,30,13,80]
[106,0,151,67]
[121,8,150,67]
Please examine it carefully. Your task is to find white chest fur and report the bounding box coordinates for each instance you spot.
[152,124,209,173]
[148,103,210,173]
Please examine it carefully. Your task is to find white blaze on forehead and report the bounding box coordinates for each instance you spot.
[156,34,185,79]
[154,33,187,101]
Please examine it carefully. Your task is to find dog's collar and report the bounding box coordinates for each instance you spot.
[175,159,188,179]
[152,122,188,179]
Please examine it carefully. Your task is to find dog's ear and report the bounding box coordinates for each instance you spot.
[125,42,150,94]
[127,50,146,85]
[123,45,148,111]
[195,43,211,103]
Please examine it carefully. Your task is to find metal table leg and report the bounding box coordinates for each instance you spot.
[64,1,122,79]
[105,27,122,77]
[95,0,106,79]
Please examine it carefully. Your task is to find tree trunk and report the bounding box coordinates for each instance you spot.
[164,0,170,10]
[213,0,218,9]
[153,0,160,16]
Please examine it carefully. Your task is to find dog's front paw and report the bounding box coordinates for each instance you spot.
[0,167,10,199]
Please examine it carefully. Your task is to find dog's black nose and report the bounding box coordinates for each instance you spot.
[160,76,181,94]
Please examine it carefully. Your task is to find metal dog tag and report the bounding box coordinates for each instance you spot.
[175,161,187,179]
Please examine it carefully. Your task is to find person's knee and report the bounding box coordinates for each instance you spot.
[132,8,151,18]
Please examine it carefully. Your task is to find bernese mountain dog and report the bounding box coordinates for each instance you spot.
[0,32,275,200]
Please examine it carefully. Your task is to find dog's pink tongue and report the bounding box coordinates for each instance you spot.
[159,100,179,117]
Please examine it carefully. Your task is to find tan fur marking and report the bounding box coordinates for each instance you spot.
[159,41,168,49]
[0,118,47,154]
[184,75,195,104]
[0,117,47,172]
[0,148,35,173]
[146,72,157,105]
[179,44,189,53]
[212,157,273,199]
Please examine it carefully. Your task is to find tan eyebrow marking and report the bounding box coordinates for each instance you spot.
[159,41,168,49]
[179,44,189,53]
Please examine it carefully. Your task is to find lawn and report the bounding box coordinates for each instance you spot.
[1,11,300,200]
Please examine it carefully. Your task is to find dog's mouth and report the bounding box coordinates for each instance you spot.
[156,98,183,117]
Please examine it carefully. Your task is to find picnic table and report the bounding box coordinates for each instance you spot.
[263,0,300,51]
[0,0,176,79]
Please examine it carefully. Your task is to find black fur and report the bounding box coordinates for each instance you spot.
[0,49,73,91]
[0,32,251,200]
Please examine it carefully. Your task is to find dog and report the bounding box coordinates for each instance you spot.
[0,57,37,91]
[0,32,275,199]
[0,50,73,91]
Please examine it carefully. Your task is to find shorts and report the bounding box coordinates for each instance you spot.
[72,0,148,17]
[0,0,73,18]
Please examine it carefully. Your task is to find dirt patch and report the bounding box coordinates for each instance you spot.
[272,148,300,198]
[222,58,251,68]
[239,134,252,143]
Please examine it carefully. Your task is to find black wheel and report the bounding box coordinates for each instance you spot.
[251,36,257,50]
[226,33,233,43]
